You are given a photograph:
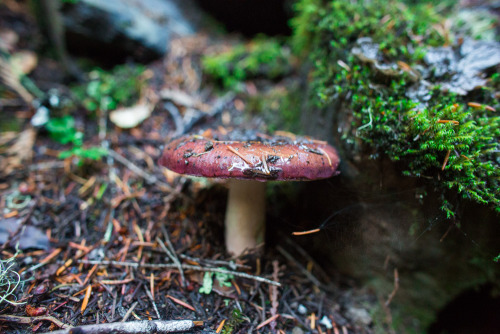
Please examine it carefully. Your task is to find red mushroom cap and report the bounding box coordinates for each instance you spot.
[159,131,340,181]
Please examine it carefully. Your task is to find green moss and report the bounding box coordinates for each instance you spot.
[246,83,303,132]
[71,64,147,113]
[202,37,293,89]
[291,0,500,217]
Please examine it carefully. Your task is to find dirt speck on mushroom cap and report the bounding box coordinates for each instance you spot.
[159,131,340,181]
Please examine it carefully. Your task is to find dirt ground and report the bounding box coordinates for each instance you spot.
[0,2,380,334]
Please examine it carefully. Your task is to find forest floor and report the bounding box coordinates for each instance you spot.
[0,2,381,334]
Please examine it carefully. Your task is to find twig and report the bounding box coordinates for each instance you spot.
[108,149,176,193]
[164,102,185,136]
[121,301,138,322]
[292,228,320,236]
[42,319,201,334]
[0,314,71,329]
[441,149,451,171]
[145,287,161,320]
[256,314,280,330]
[75,260,281,286]
[160,226,186,286]
[270,261,280,331]
[385,268,399,307]
[276,246,323,288]
[178,254,251,270]
[227,146,252,165]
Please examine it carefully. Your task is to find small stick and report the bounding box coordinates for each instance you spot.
[227,146,252,165]
[467,102,482,108]
[256,314,280,330]
[178,254,251,270]
[437,119,459,125]
[317,148,332,167]
[75,260,281,286]
[292,228,320,236]
[0,314,71,329]
[261,155,270,175]
[121,301,138,322]
[42,319,200,334]
[385,268,399,307]
[276,246,322,288]
[441,149,451,171]
[161,226,186,286]
[108,149,177,193]
[145,287,161,320]
[156,237,185,287]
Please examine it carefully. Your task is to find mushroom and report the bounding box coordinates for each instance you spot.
[159,130,340,255]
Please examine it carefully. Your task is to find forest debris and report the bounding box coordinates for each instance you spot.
[256,314,280,330]
[160,89,209,111]
[270,260,280,331]
[1,127,36,176]
[10,50,38,74]
[292,228,321,236]
[0,314,71,329]
[43,319,200,334]
[81,285,92,314]
[166,295,195,312]
[109,103,154,129]
[385,268,399,307]
[0,56,34,104]
[77,259,281,286]
[216,319,226,333]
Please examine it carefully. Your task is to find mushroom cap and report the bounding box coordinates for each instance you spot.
[159,130,340,181]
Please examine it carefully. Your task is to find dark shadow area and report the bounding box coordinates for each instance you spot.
[428,285,500,334]
[193,0,292,36]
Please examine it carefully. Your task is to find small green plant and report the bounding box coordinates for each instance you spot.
[199,269,234,294]
[45,115,107,162]
[202,37,292,89]
[221,308,245,334]
[0,250,25,306]
[71,64,147,113]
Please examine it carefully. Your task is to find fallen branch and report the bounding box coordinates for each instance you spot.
[0,314,71,329]
[41,319,202,334]
[75,259,281,287]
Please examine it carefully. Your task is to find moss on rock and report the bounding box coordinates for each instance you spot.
[291,0,500,218]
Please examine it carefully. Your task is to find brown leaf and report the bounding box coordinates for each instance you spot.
[25,304,47,317]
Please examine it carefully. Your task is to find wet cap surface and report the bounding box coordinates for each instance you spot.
[159,130,340,181]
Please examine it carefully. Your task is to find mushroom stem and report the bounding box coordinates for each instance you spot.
[225,179,266,255]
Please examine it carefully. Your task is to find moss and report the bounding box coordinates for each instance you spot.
[71,64,147,113]
[291,0,500,217]
[202,36,293,89]
[246,82,303,133]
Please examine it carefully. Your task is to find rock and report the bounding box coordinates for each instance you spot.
[346,307,372,326]
[0,217,49,250]
[61,0,199,62]
[291,327,304,334]
[423,38,500,95]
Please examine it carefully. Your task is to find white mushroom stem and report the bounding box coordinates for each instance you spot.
[225,179,266,255]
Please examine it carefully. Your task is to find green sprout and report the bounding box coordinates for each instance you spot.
[199,269,234,295]
[45,115,107,163]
